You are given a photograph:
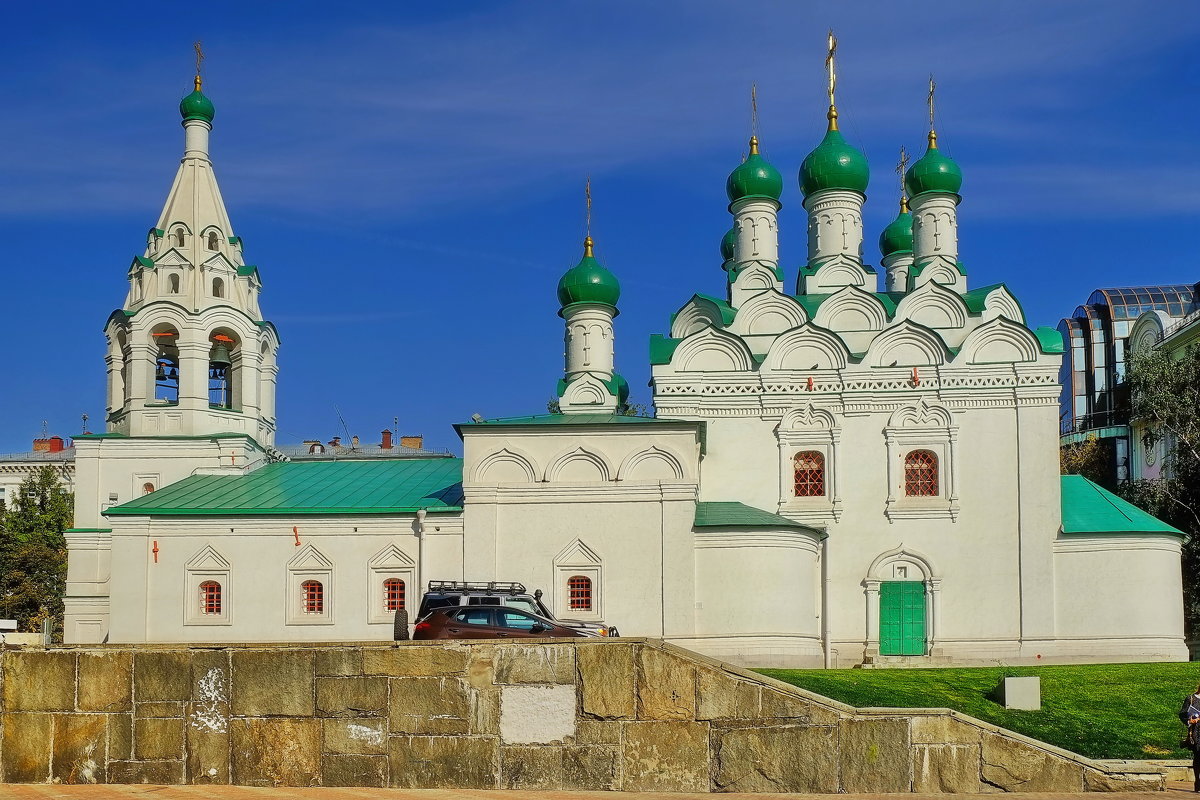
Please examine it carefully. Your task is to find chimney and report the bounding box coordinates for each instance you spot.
[32,438,50,452]
[328,436,341,448]
[381,430,393,449]
[48,436,65,453]
[400,435,423,450]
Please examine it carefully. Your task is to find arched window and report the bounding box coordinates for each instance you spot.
[142,482,155,495]
[567,576,592,611]
[383,578,405,611]
[168,274,180,293]
[904,450,939,497]
[793,451,825,497]
[212,277,224,298]
[302,580,323,614]
[207,231,219,251]
[173,227,185,247]
[200,581,222,615]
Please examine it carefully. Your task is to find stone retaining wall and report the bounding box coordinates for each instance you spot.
[0,638,1166,792]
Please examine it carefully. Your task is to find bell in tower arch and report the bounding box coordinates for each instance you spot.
[208,334,235,409]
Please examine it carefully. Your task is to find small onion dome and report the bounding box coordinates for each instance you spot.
[879,198,913,257]
[180,76,215,123]
[612,372,630,406]
[799,123,869,196]
[720,227,736,262]
[726,137,783,203]
[905,132,962,196]
[557,237,620,308]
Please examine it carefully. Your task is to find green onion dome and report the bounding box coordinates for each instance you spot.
[879,198,914,257]
[726,137,783,203]
[904,132,962,196]
[557,237,620,308]
[799,115,869,196]
[612,372,630,405]
[720,227,736,262]
[180,76,215,123]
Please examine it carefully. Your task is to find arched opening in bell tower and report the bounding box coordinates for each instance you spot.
[208,331,238,410]
[150,326,180,404]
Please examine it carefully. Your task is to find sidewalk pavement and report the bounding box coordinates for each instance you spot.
[0,785,1195,799]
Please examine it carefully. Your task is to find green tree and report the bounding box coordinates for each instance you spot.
[1059,434,1112,487]
[0,465,73,636]
[1118,343,1200,634]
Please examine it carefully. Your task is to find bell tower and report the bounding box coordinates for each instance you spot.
[64,67,282,644]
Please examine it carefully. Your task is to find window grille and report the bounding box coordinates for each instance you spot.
[793,451,826,497]
[384,578,405,611]
[199,581,221,615]
[567,576,592,611]
[302,580,324,614]
[904,450,939,496]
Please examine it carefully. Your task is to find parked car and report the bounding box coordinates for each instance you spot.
[413,580,618,637]
[413,606,591,640]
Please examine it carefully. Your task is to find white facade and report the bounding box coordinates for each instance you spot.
[62,82,1188,668]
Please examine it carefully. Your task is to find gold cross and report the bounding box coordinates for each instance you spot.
[825,30,838,109]
[585,176,592,239]
[750,83,758,139]
[927,74,936,131]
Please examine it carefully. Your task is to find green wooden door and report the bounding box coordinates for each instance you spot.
[879,581,926,656]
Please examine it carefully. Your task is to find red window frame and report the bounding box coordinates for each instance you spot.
[904,450,939,497]
[301,580,324,614]
[793,450,826,497]
[199,580,221,615]
[384,578,405,611]
[567,575,592,611]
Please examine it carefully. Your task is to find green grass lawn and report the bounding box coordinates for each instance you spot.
[756,662,1199,760]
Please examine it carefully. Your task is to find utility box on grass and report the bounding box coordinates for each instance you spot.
[998,676,1041,710]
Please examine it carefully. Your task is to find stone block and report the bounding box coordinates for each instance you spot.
[636,646,695,720]
[494,643,575,684]
[500,684,576,744]
[839,718,913,793]
[998,675,1041,710]
[2,713,53,782]
[388,735,497,789]
[621,720,709,792]
[714,723,838,793]
[134,651,191,702]
[187,658,229,738]
[1084,769,1165,792]
[108,760,185,785]
[135,716,185,760]
[913,744,983,793]
[108,713,133,761]
[697,669,761,720]
[471,687,500,734]
[79,651,133,712]
[563,745,618,790]
[52,714,108,784]
[230,650,314,717]
[3,650,76,712]
[135,701,186,718]
[466,644,496,689]
[324,754,387,787]
[759,687,843,723]
[323,718,387,755]
[578,642,635,719]
[362,645,467,677]
[574,718,620,745]
[501,745,563,789]
[980,732,1084,792]
[230,717,321,787]
[389,676,470,734]
[911,714,982,744]
[185,728,229,784]
[316,676,387,717]
[316,648,362,677]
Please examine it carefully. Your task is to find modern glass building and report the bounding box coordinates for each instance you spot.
[1058,284,1198,483]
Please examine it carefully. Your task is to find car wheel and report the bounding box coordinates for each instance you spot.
[393,609,410,640]
[608,627,619,637]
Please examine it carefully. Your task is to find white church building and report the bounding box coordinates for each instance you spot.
[62,72,1188,667]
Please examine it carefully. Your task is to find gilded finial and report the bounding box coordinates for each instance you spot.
[900,195,910,213]
[194,75,202,91]
[748,135,759,155]
[825,29,839,131]
[583,235,594,258]
[926,74,937,146]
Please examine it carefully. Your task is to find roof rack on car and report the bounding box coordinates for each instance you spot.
[426,580,527,595]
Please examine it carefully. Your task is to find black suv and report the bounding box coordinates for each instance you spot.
[398,580,618,639]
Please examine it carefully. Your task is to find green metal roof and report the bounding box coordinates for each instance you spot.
[106,459,464,517]
[694,501,824,537]
[1060,475,1184,537]
[460,413,685,427]
[133,255,155,270]
[237,264,259,278]
[649,334,682,365]
[1036,326,1064,354]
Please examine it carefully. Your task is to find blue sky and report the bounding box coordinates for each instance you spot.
[2,1,1198,454]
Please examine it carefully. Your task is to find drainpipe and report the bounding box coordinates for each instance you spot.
[821,532,832,669]
[415,509,428,594]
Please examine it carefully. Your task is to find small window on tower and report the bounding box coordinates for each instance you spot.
[173,227,186,247]
[212,278,224,298]
[142,482,155,495]
[207,231,219,251]
[168,274,180,293]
